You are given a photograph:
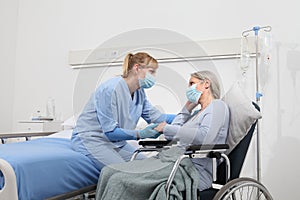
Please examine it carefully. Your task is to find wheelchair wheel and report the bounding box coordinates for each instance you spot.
[212,177,273,200]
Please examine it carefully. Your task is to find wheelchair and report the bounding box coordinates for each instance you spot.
[130,105,273,200]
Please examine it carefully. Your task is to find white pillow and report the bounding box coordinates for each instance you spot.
[222,83,262,153]
[46,129,73,139]
[62,116,77,130]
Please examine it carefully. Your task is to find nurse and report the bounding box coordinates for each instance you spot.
[71,52,174,170]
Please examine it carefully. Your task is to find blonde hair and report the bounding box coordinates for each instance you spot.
[191,70,221,99]
[122,52,158,78]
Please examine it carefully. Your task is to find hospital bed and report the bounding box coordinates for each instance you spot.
[0,130,99,200]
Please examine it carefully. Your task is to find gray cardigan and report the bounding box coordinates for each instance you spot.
[163,99,230,191]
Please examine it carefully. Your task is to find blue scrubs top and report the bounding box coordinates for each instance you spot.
[71,76,167,168]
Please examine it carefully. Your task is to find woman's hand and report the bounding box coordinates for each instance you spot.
[154,121,167,133]
[185,101,198,112]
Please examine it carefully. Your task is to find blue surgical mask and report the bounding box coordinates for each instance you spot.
[139,72,156,89]
[186,84,202,103]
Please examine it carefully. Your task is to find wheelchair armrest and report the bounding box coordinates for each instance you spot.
[138,139,178,148]
[184,144,230,183]
[185,144,229,152]
[130,140,178,161]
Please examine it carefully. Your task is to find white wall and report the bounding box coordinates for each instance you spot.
[1,0,300,199]
[0,0,18,132]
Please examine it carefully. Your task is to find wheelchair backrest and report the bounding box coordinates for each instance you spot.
[216,102,260,185]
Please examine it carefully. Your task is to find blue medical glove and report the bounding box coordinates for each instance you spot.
[138,124,161,139]
[165,114,176,124]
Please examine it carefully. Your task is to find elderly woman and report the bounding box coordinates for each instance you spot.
[155,70,230,191]
[96,70,230,200]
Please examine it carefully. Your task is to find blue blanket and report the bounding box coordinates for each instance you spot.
[0,138,99,200]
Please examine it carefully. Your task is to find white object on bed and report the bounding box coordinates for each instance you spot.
[45,116,76,139]
[0,159,18,200]
[46,129,73,139]
[62,115,77,130]
[222,82,262,153]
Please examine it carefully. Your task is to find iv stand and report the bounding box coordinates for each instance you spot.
[242,26,272,182]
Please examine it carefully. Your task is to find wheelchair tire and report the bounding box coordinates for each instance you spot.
[212,177,273,200]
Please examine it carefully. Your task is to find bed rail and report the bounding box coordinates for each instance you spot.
[0,159,18,200]
[0,131,56,143]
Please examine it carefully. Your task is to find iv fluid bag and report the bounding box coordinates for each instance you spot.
[240,37,250,72]
[264,32,272,49]
[260,32,273,89]
[262,32,272,66]
[46,97,55,118]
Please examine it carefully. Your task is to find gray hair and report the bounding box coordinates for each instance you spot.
[191,70,221,99]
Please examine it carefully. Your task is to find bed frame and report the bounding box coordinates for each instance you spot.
[0,131,56,144]
[0,158,18,200]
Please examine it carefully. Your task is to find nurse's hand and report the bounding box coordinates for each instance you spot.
[154,121,167,132]
[138,124,161,139]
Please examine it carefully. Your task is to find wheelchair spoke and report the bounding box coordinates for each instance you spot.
[247,186,251,199]
[227,185,268,200]
[258,190,265,200]
[213,178,273,200]
[238,187,243,199]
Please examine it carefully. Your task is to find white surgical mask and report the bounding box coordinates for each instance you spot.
[186,84,202,103]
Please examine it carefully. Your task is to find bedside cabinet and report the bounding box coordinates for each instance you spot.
[17,120,63,132]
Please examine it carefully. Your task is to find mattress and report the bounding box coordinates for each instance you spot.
[0,138,99,200]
